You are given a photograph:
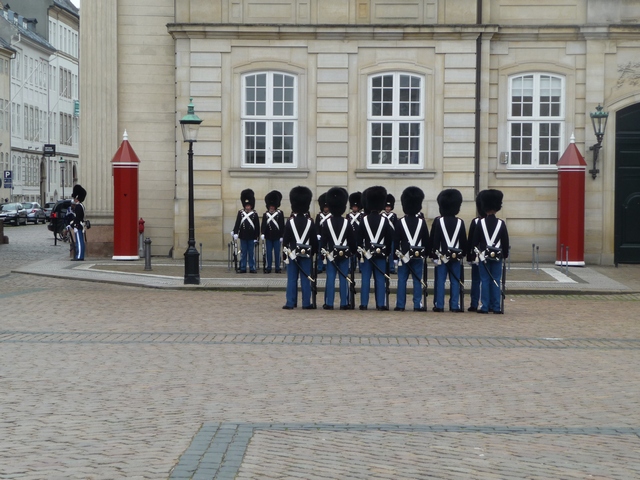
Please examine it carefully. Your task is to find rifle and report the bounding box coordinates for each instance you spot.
[262,237,267,273]
[349,255,357,309]
[475,247,506,311]
[231,233,240,272]
[423,256,428,309]
[311,251,318,309]
[501,255,507,313]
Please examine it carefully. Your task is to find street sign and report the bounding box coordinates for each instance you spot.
[3,171,12,189]
[3,170,10,180]
[3,179,11,188]
[43,144,56,157]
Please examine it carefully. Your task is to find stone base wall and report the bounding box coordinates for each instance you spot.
[86,225,114,258]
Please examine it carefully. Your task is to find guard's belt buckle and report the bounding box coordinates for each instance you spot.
[295,243,311,258]
[332,245,350,258]
[446,247,463,261]
[369,242,386,258]
[484,246,502,261]
[409,245,425,258]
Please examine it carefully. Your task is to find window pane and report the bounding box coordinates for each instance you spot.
[370,122,392,165]
[371,74,394,118]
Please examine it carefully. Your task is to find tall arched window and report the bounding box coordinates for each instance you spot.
[368,72,424,169]
[508,73,565,168]
[242,72,297,167]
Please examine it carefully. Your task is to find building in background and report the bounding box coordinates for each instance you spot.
[0,35,14,202]
[80,1,640,265]
[0,0,79,204]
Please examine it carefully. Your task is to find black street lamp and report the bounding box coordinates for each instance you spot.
[180,98,203,285]
[588,104,609,180]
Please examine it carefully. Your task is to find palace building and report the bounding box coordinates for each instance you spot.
[79,1,640,264]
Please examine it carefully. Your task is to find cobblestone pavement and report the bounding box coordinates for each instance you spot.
[1,225,640,479]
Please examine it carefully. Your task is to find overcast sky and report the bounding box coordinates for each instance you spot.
[70,0,80,7]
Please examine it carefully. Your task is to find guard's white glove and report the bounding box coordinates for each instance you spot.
[254,239,259,244]
[279,238,283,243]
[394,260,399,267]
[432,257,442,266]
[261,234,265,240]
[317,234,322,241]
[233,234,238,240]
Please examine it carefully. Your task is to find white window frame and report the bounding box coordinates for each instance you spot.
[367,72,425,169]
[241,71,298,168]
[508,73,565,169]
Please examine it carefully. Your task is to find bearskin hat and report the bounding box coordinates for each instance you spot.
[475,190,487,218]
[326,187,348,217]
[349,191,362,209]
[289,186,313,214]
[72,184,87,202]
[240,189,255,208]
[385,193,395,210]
[265,190,282,209]
[401,186,424,216]
[481,189,503,213]
[437,188,463,217]
[318,192,328,211]
[364,186,387,213]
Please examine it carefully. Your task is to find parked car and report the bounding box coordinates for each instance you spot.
[22,202,47,224]
[48,199,73,238]
[0,202,28,226]
[43,201,57,220]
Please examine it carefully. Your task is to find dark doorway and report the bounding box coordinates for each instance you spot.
[615,104,640,264]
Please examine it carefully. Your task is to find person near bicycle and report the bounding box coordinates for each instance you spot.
[69,185,87,261]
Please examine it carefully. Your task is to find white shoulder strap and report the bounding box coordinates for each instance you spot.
[364,216,385,244]
[291,217,312,245]
[401,217,423,247]
[439,217,461,249]
[481,218,502,248]
[328,218,348,246]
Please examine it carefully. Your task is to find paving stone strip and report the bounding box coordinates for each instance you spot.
[169,422,640,479]
[1,331,639,349]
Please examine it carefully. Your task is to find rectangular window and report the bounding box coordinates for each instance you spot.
[368,73,424,168]
[242,72,297,167]
[508,74,564,168]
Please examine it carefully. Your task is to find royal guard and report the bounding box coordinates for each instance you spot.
[347,191,363,273]
[70,184,87,261]
[282,186,318,310]
[261,190,284,274]
[320,187,357,310]
[315,192,331,273]
[382,193,397,273]
[394,186,430,311]
[232,189,260,273]
[357,186,393,311]
[466,190,488,312]
[473,189,509,314]
[431,189,467,312]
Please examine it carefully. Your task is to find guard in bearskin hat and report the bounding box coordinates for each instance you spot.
[232,189,260,273]
[315,192,331,273]
[261,190,284,273]
[69,184,87,260]
[382,193,398,273]
[431,188,467,312]
[282,186,318,309]
[394,187,430,311]
[320,187,357,310]
[347,191,363,273]
[356,186,393,310]
[472,189,509,314]
[466,190,488,311]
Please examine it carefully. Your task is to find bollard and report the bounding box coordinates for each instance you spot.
[200,243,203,270]
[139,233,144,257]
[535,245,540,273]
[565,246,570,274]
[560,244,565,271]
[532,244,535,271]
[228,242,232,272]
[144,237,152,271]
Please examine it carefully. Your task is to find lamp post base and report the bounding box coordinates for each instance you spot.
[184,246,200,285]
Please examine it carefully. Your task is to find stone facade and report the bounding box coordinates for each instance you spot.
[79,0,640,264]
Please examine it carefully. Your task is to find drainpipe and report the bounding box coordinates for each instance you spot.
[473,0,483,198]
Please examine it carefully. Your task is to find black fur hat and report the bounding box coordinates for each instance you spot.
[72,184,86,202]
[241,189,255,208]
[437,188,463,216]
[401,186,424,216]
[349,191,361,209]
[475,190,487,218]
[318,192,328,211]
[364,186,387,213]
[326,187,348,216]
[385,193,395,210]
[265,190,282,209]
[289,186,313,214]
[481,189,503,213]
